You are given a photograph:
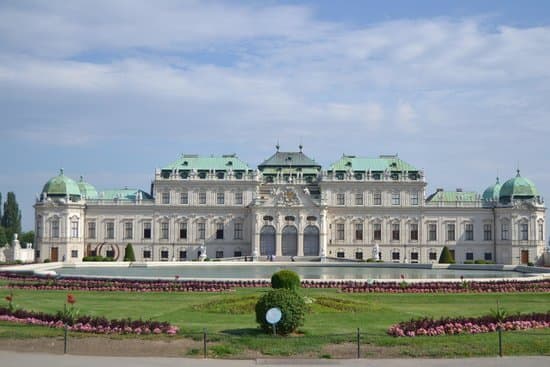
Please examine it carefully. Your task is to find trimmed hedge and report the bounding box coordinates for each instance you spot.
[255,288,306,335]
[124,244,136,262]
[271,270,301,290]
[438,246,454,264]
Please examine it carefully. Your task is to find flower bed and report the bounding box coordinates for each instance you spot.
[387,312,550,337]
[0,306,179,335]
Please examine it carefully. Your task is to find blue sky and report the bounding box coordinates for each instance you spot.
[1,0,550,232]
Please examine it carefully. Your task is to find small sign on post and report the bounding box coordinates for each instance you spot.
[266,307,282,336]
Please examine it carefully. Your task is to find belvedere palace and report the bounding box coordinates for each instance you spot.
[34,147,546,265]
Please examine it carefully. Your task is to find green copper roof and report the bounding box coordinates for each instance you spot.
[426,190,478,202]
[329,155,418,172]
[42,169,81,198]
[499,170,538,202]
[163,154,251,171]
[99,189,152,201]
[77,176,98,199]
[258,150,321,169]
[482,177,501,202]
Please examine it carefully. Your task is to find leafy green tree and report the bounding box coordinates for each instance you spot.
[0,192,3,219]
[0,226,7,247]
[438,246,454,264]
[124,243,136,261]
[255,288,306,335]
[1,192,22,241]
[20,231,35,245]
[271,270,301,290]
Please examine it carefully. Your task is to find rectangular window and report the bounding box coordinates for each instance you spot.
[355,223,363,240]
[180,192,188,205]
[216,223,224,239]
[51,220,60,238]
[143,250,151,259]
[161,222,169,240]
[71,250,78,258]
[484,224,492,241]
[105,222,114,239]
[216,250,224,258]
[234,250,242,257]
[410,223,418,241]
[411,252,419,262]
[355,193,363,205]
[539,223,544,241]
[484,252,493,261]
[411,192,419,206]
[336,223,345,240]
[161,250,169,260]
[235,192,243,205]
[234,223,243,240]
[198,222,205,240]
[520,223,528,240]
[88,222,96,239]
[355,252,363,260]
[124,222,133,240]
[391,192,400,205]
[199,192,206,204]
[466,252,474,261]
[373,223,381,241]
[501,223,509,240]
[71,220,79,238]
[143,222,151,239]
[179,250,187,260]
[429,252,437,261]
[373,192,382,205]
[392,223,400,241]
[336,193,345,205]
[106,249,114,258]
[447,223,455,241]
[217,192,225,205]
[36,217,43,238]
[162,192,170,204]
[392,252,400,261]
[179,222,187,239]
[337,251,345,258]
[465,223,474,241]
[428,224,437,241]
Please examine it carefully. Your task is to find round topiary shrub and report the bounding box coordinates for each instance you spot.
[271,270,301,290]
[255,288,306,335]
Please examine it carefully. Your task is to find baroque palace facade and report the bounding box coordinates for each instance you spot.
[34,147,546,265]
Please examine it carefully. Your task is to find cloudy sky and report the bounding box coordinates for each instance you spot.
[1,0,550,232]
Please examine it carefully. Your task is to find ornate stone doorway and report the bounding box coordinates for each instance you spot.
[303,225,320,256]
[282,226,298,256]
[260,225,276,256]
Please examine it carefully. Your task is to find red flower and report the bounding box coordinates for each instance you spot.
[67,294,76,305]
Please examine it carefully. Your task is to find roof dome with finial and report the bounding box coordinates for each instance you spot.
[482,177,501,202]
[42,169,82,199]
[499,170,539,204]
[77,176,98,199]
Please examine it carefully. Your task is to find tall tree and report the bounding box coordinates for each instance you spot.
[0,226,7,246]
[0,192,3,220]
[20,231,35,246]
[1,192,22,241]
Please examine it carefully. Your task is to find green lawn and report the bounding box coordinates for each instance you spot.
[1,287,549,358]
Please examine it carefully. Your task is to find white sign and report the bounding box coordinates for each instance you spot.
[266,307,282,325]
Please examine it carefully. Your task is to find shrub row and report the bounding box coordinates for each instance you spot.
[0,307,179,335]
[388,311,550,337]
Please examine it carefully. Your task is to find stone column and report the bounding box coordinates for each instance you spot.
[252,213,260,260]
[276,231,282,256]
[319,208,328,261]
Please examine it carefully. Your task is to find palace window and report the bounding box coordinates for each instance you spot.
[216,223,224,240]
[392,223,400,241]
[235,192,243,205]
[337,251,345,258]
[143,222,151,239]
[234,222,243,240]
[179,222,187,239]
[180,192,188,205]
[234,250,242,257]
[161,250,169,261]
[124,222,133,240]
[373,192,382,205]
[465,223,474,241]
[484,224,492,241]
[391,192,400,205]
[410,223,418,241]
[143,249,151,259]
[429,251,437,261]
[520,223,528,240]
[105,222,114,239]
[466,252,474,261]
[216,250,224,258]
[355,193,363,205]
[501,222,509,240]
[446,223,455,241]
[392,251,400,261]
[336,193,345,205]
[70,220,79,238]
[539,223,544,241]
[217,192,225,205]
[336,223,345,241]
[411,252,419,263]
[179,250,187,260]
[198,222,205,240]
[428,224,437,241]
[162,192,170,204]
[411,192,419,206]
[355,251,363,260]
[373,223,382,241]
[51,219,60,238]
[199,192,206,204]
[88,222,96,239]
[355,223,363,241]
[160,222,169,240]
[484,252,493,261]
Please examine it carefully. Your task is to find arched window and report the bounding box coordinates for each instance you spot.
[303,226,320,256]
[260,225,276,256]
[282,226,298,256]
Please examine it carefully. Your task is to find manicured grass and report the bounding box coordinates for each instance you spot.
[1,287,549,357]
